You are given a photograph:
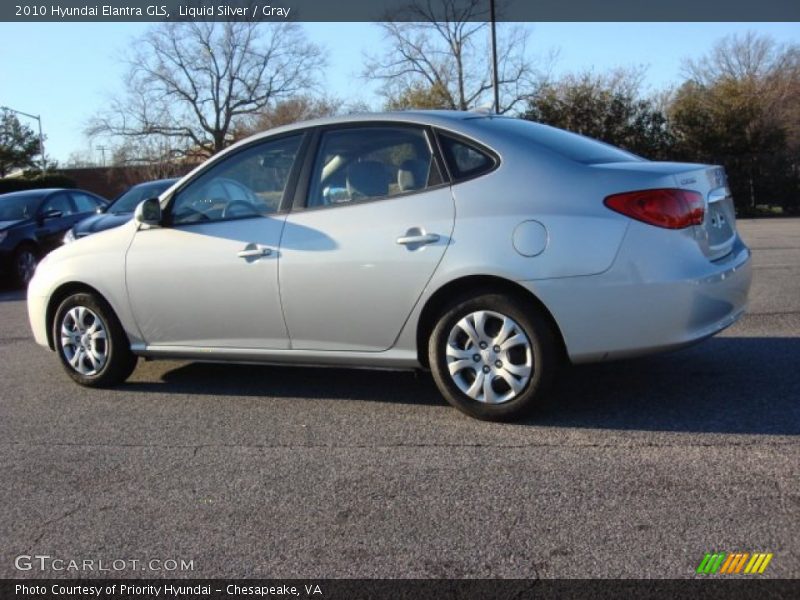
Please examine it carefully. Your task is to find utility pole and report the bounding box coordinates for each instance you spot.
[97,145,108,167]
[1,105,46,173]
[490,0,500,114]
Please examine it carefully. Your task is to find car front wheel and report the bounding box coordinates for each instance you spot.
[14,246,38,287]
[53,292,137,387]
[429,293,558,421]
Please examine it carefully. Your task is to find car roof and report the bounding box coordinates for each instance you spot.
[242,109,504,143]
[0,188,108,204]
[164,110,512,187]
[212,110,508,166]
[0,188,62,201]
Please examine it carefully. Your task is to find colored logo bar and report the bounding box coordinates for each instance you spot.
[696,552,773,574]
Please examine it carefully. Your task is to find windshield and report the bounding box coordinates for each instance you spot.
[0,193,43,221]
[110,180,175,214]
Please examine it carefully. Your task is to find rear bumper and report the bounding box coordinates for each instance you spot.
[525,227,752,364]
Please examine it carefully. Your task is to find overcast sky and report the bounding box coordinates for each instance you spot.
[0,21,797,164]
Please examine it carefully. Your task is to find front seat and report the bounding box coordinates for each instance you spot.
[346,161,388,200]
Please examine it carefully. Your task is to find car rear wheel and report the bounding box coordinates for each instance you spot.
[14,245,38,287]
[53,292,137,387]
[429,293,558,421]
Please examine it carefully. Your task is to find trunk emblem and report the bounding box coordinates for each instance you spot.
[706,168,726,187]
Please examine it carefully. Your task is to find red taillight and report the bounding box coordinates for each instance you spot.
[604,189,705,229]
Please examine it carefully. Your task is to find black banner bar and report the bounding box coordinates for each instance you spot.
[2,579,799,600]
[2,0,800,23]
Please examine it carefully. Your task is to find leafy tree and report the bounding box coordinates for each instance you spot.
[89,22,324,158]
[0,110,41,177]
[522,69,675,159]
[384,81,453,111]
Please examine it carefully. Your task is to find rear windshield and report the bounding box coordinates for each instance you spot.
[478,117,643,165]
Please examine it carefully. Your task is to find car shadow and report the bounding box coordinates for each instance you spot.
[124,336,800,436]
[126,362,443,407]
[535,336,800,435]
[0,282,25,302]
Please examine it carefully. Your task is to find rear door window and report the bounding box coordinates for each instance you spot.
[40,192,75,216]
[306,126,442,208]
[71,191,105,214]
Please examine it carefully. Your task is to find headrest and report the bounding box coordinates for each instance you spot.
[397,159,429,192]
[346,161,388,199]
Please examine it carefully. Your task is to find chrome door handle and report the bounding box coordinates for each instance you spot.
[237,247,272,258]
[396,233,440,246]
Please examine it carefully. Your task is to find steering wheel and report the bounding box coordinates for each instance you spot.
[222,200,259,219]
[172,206,210,224]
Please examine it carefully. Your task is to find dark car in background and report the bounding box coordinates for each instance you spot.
[0,188,108,286]
[63,178,178,243]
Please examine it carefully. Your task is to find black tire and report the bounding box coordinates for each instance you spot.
[53,292,137,387]
[428,292,559,421]
[13,244,38,287]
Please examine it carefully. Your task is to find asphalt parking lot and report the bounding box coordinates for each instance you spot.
[0,218,798,580]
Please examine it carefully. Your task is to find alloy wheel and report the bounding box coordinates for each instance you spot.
[16,250,37,285]
[60,306,108,376]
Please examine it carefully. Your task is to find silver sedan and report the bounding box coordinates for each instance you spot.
[27,111,752,421]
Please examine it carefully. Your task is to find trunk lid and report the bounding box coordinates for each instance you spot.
[671,165,737,261]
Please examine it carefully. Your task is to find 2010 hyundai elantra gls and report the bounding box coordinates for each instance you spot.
[27,111,752,421]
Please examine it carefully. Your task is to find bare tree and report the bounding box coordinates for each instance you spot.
[671,32,800,212]
[364,0,550,113]
[233,94,376,141]
[110,136,196,183]
[684,31,799,84]
[682,31,800,149]
[64,150,96,168]
[90,21,324,158]
[235,95,344,140]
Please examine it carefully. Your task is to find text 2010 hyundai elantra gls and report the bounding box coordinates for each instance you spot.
[27,111,751,420]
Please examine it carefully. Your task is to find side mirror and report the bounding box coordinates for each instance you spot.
[134,197,162,227]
